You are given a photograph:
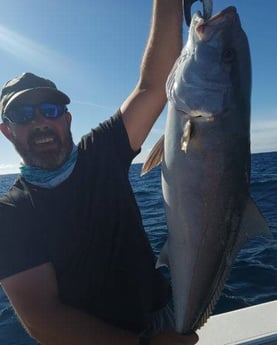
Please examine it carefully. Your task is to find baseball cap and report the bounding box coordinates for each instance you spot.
[0,72,70,120]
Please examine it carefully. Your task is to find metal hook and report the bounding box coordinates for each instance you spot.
[183,0,213,26]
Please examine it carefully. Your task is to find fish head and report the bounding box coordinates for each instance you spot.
[166,6,251,121]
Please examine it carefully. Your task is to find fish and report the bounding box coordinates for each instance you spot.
[142,6,271,333]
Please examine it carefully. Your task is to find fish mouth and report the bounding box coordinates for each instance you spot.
[194,6,239,41]
[195,6,237,23]
[205,6,237,23]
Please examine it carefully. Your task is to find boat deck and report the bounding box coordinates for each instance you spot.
[197,300,277,344]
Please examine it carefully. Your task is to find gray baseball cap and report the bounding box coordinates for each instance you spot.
[0,72,70,120]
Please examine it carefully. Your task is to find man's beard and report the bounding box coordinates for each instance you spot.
[13,128,74,171]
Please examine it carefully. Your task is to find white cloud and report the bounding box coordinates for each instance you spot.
[0,24,72,77]
[251,119,277,153]
[72,100,115,112]
[0,164,19,175]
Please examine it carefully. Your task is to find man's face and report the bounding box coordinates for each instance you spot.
[0,94,73,171]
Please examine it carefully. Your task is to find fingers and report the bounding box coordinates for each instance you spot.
[183,330,199,344]
[151,330,199,344]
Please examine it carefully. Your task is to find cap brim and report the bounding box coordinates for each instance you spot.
[4,87,70,112]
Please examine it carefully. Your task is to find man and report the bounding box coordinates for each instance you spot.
[0,1,198,344]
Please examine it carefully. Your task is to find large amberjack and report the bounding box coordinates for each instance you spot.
[142,6,270,333]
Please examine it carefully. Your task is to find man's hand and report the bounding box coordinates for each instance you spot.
[151,330,199,344]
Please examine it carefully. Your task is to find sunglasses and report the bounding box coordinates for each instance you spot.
[3,103,68,124]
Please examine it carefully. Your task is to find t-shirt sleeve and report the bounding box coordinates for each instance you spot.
[80,110,141,168]
[0,196,50,281]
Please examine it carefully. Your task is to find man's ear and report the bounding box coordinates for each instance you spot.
[0,122,14,142]
[65,112,72,127]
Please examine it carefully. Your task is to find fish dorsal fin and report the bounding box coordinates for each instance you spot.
[241,197,271,240]
[141,135,164,176]
[156,240,169,269]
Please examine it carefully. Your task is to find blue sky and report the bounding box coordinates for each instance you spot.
[0,0,276,174]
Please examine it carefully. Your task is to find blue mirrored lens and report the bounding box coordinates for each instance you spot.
[39,103,63,118]
[6,106,34,124]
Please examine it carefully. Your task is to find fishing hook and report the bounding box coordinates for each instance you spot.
[183,0,213,26]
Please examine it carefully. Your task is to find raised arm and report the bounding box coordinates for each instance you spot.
[121,0,183,152]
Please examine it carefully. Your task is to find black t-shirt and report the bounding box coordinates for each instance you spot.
[0,112,170,332]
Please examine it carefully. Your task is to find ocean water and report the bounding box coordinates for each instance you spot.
[0,151,276,344]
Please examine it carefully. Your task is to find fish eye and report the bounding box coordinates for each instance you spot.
[222,48,236,63]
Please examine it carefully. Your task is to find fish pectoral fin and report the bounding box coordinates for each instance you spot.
[156,241,169,269]
[181,120,192,153]
[240,197,272,240]
[141,135,164,176]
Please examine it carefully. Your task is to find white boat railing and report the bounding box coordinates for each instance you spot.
[197,300,277,345]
